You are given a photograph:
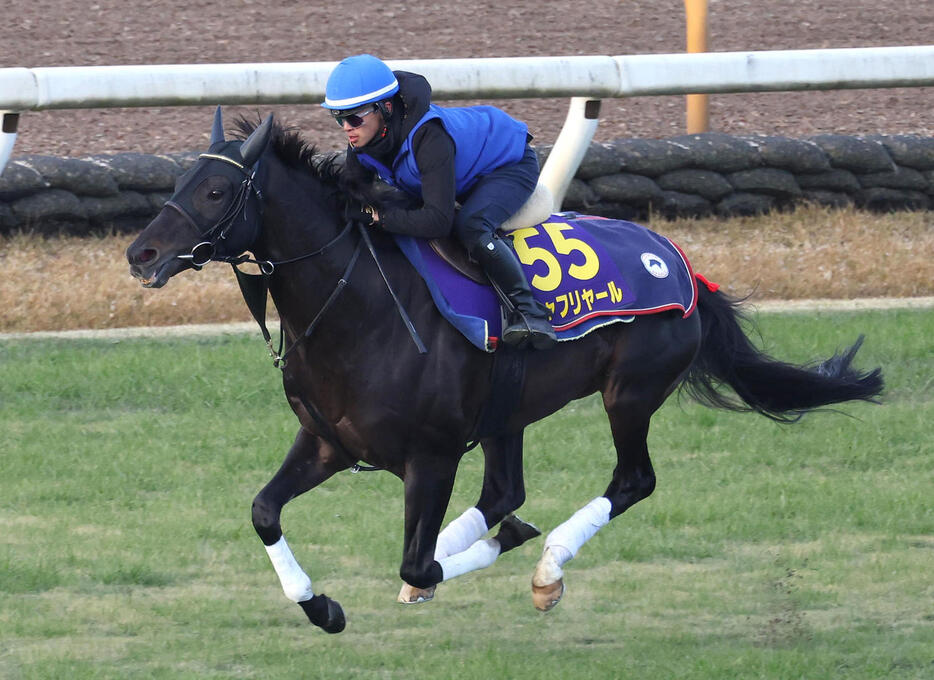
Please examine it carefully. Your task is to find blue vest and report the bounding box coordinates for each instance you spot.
[355,105,528,200]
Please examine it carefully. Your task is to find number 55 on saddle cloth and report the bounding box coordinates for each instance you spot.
[393,213,702,352]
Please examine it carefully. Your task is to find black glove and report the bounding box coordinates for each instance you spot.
[345,204,376,226]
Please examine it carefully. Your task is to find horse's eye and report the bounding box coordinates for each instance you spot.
[193,175,234,218]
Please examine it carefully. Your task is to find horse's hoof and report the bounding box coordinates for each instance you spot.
[397,582,436,604]
[532,546,565,612]
[298,593,346,633]
[494,514,542,553]
[532,578,565,612]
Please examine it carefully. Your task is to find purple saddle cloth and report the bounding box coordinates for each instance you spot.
[393,213,699,352]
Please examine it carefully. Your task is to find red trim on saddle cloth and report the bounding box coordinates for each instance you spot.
[668,239,698,319]
[695,273,720,293]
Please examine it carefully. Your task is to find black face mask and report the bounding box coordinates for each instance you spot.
[169,140,263,261]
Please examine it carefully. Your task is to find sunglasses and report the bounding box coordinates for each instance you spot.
[331,105,378,129]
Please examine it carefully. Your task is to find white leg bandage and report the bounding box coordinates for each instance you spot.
[544,496,612,567]
[434,506,488,560]
[439,538,501,581]
[264,536,314,603]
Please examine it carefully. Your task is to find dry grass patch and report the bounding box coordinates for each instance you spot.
[1,205,932,332]
[1,233,251,333]
[653,205,934,300]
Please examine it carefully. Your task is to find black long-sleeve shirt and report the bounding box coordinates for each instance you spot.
[344,118,457,239]
[339,71,462,240]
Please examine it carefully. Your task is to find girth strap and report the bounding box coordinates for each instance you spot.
[465,343,528,447]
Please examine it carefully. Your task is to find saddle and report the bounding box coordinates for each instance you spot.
[428,183,555,285]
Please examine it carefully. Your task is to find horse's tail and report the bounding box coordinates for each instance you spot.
[683,285,884,422]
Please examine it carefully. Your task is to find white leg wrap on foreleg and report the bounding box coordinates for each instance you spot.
[264,536,314,603]
[434,506,488,560]
[544,496,612,567]
[439,538,501,581]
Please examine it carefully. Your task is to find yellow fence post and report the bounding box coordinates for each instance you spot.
[684,0,710,133]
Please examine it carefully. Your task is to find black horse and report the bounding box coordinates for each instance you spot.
[126,111,882,634]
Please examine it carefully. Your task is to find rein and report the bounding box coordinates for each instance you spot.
[225,219,355,276]
[171,150,426,361]
[229,220,426,367]
[231,221,361,369]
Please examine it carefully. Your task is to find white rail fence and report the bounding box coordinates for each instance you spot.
[2,46,933,204]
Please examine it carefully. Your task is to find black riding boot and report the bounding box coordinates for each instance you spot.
[474,237,557,350]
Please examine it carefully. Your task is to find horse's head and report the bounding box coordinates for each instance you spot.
[126,107,273,288]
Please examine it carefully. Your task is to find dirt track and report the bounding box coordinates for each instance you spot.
[2,0,932,158]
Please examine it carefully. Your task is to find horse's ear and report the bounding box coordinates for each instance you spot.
[240,114,274,167]
[210,106,225,145]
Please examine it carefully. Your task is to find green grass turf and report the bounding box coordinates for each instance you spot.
[1,308,931,679]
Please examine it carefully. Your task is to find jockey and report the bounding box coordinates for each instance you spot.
[323,54,557,350]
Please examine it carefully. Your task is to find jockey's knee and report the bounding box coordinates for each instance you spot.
[399,560,443,589]
[454,218,496,260]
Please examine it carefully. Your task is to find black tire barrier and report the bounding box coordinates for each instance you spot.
[1,134,932,235]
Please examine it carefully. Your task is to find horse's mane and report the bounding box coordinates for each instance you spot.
[233,115,342,187]
[233,114,418,215]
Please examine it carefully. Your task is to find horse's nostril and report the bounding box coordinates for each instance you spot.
[133,248,159,265]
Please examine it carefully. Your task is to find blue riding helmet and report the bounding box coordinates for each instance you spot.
[322,54,400,110]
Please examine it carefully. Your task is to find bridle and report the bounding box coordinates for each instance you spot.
[172,152,266,271]
[166,150,425,368]
[167,150,362,367]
